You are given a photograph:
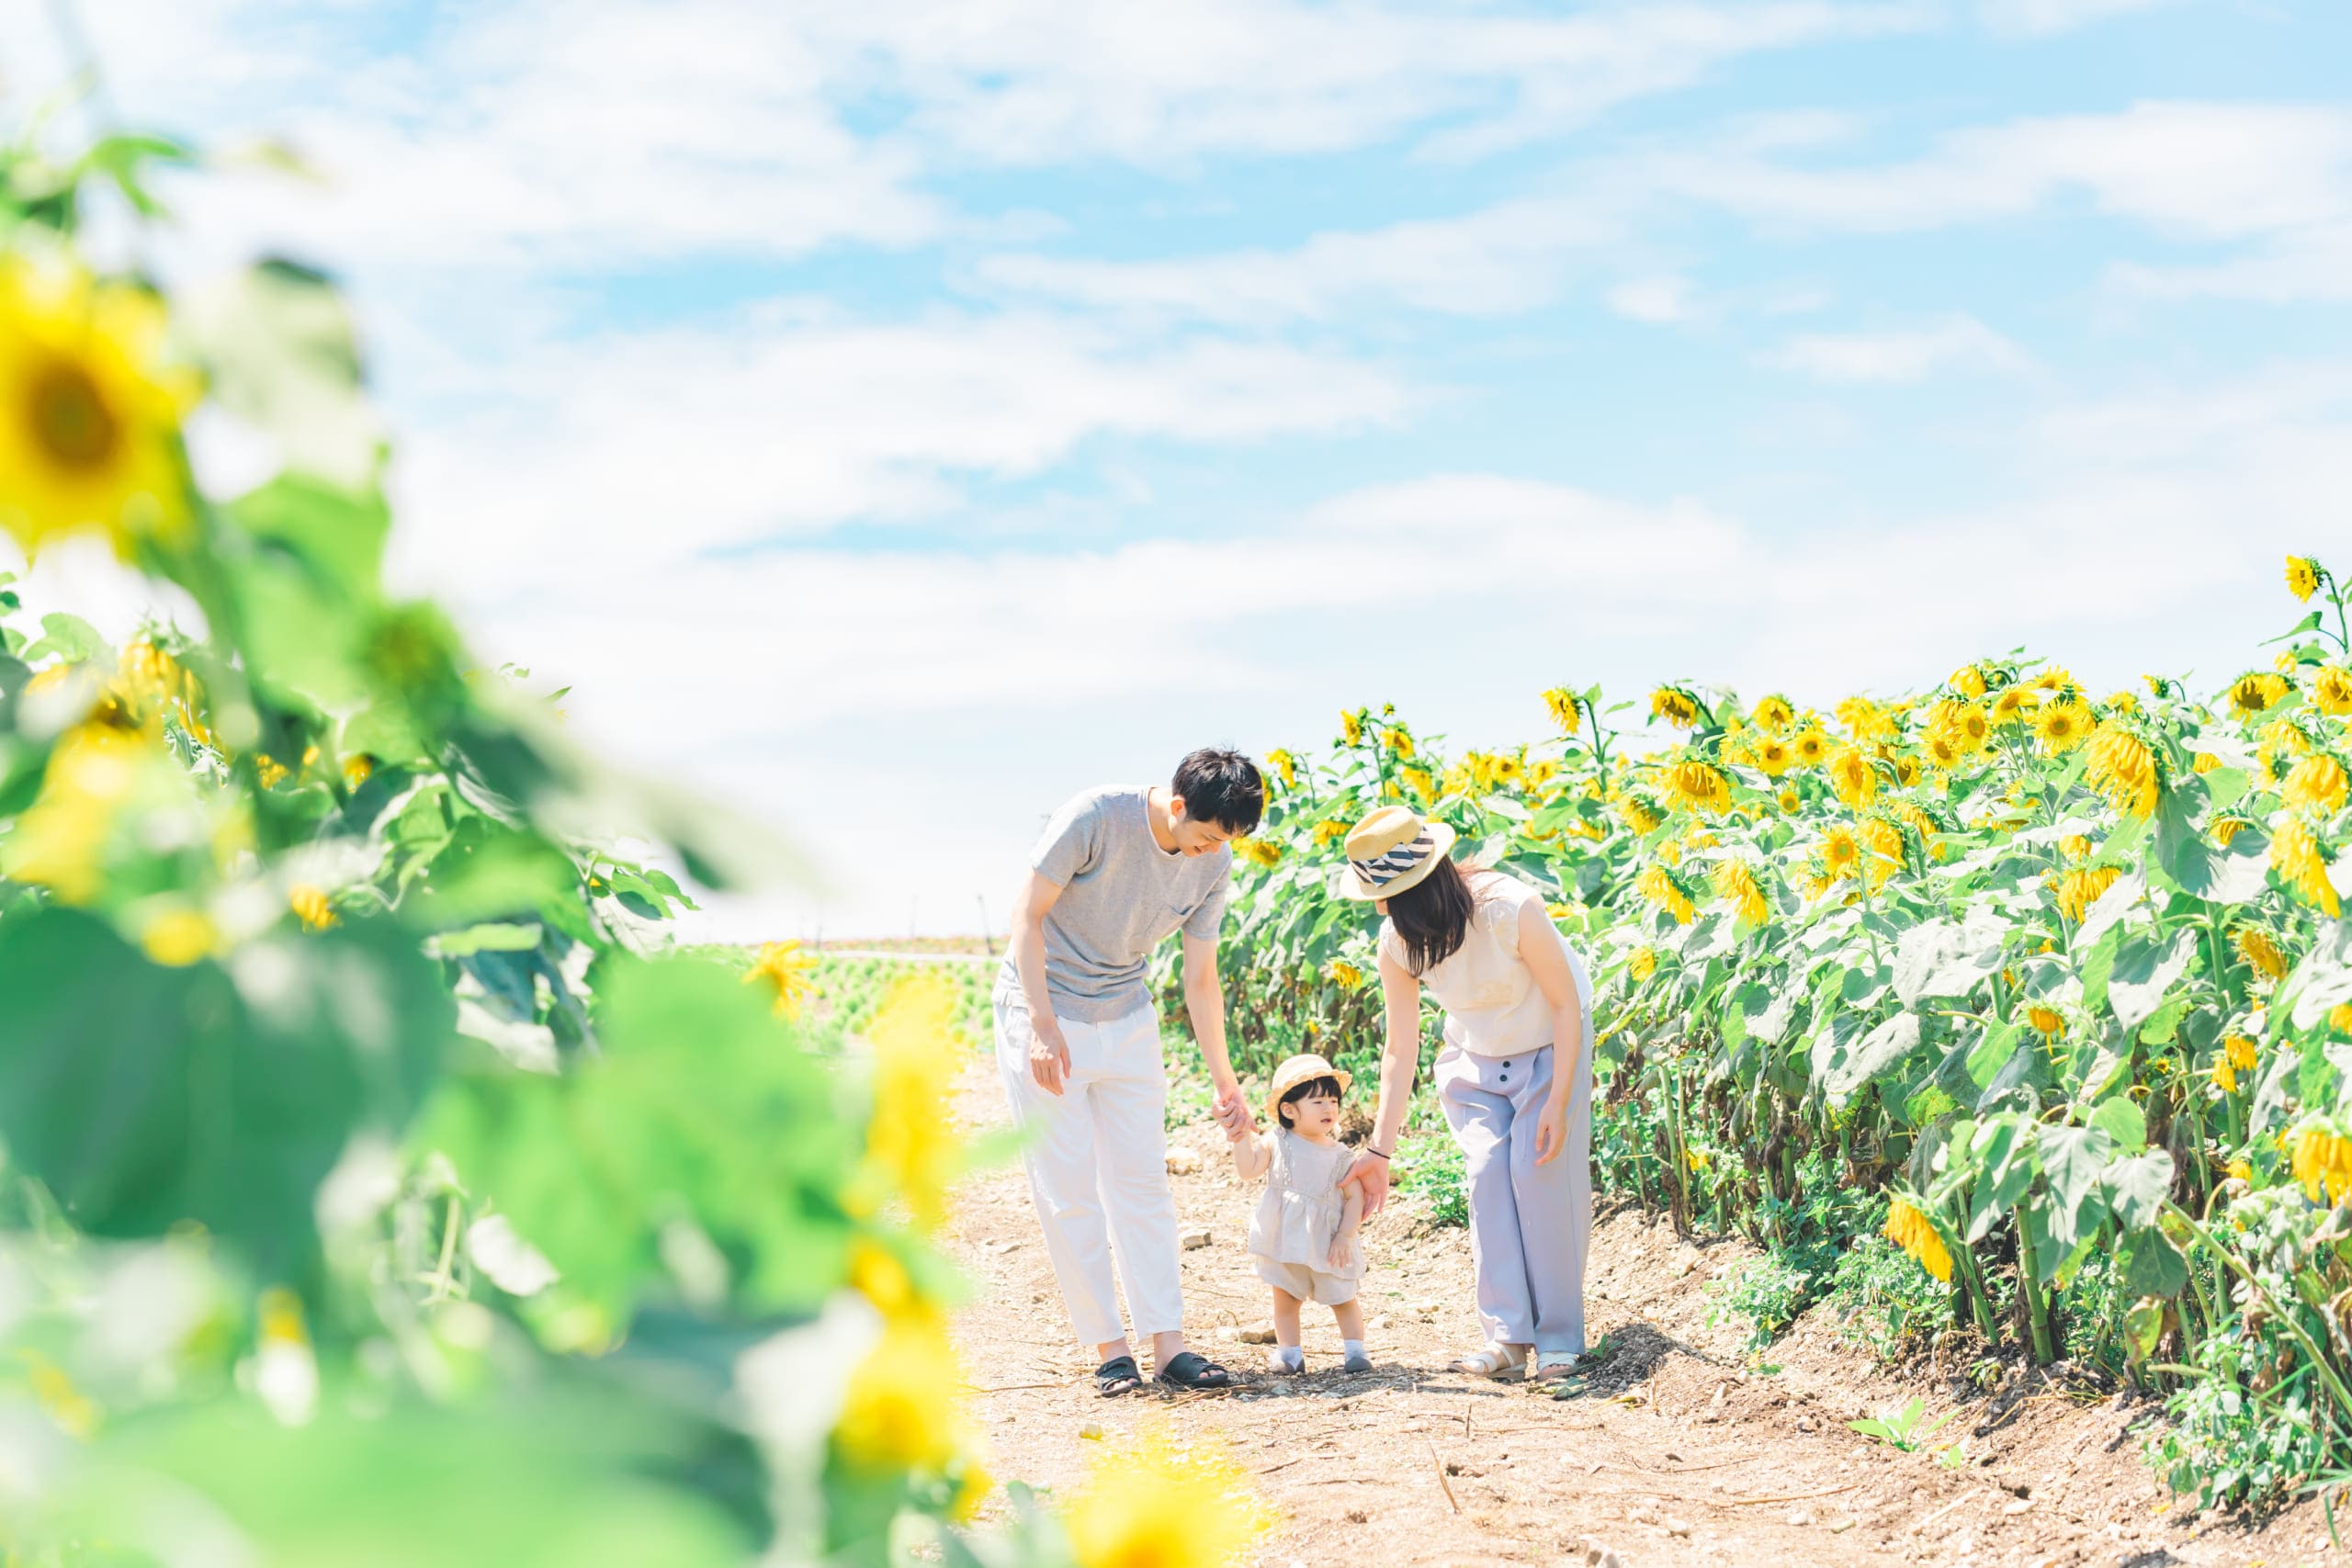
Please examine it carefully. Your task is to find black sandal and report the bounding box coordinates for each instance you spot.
[1155,1350,1235,1390]
[1095,1355,1144,1396]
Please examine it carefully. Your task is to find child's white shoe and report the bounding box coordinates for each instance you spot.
[1267,1346,1305,1374]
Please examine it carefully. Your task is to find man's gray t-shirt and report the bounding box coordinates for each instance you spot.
[1002,785,1230,1023]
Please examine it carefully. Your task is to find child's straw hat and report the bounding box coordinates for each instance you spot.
[1265,1051,1352,1125]
[1337,805,1456,902]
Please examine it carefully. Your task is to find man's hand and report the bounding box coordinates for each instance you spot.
[1028,1019,1073,1096]
[1210,1074,1252,1137]
[1346,1150,1392,1216]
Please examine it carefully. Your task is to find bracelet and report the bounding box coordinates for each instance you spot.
[1363,1145,1392,1161]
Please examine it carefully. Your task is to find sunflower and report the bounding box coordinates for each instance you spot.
[2229,671,2290,718]
[1712,859,1770,926]
[832,1313,967,1473]
[1661,758,1732,816]
[1819,825,1862,882]
[2237,927,2289,982]
[741,939,818,1019]
[1326,959,1363,988]
[2334,1004,2352,1037]
[1635,864,1697,925]
[1883,1200,1952,1283]
[2055,864,2122,923]
[1929,698,1990,753]
[2282,753,2350,815]
[2103,690,2139,715]
[2033,665,2078,695]
[0,721,167,903]
[2314,667,2352,717]
[2059,833,2092,863]
[2270,818,2340,918]
[1922,728,1962,771]
[1062,1430,1273,1568]
[2085,727,2160,819]
[288,885,338,931]
[1949,665,1988,699]
[1650,686,1701,728]
[2291,1122,2352,1207]
[1383,727,1414,761]
[1265,749,1297,789]
[1752,694,1794,733]
[1402,765,1438,801]
[1313,818,1350,849]
[141,903,218,966]
[1543,687,1584,734]
[1860,817,1905,889]
[1777,785,1802,814]
[0,257,200,561]
[1747,735,1792,777]
[1619,794,1664,835]
[1627,945,1658,981]
[1340,710,1364,746]
[1826,745,1878,808]
[1990,686,2040,728]
[2027,1005,2065,1039]
[1892,798,1946,861]
[2193,751,2222,774]
[2287,555,2324,604]
[2212,816,2251,848]
[2033,697,2093,755]
[1837,696,1896,744]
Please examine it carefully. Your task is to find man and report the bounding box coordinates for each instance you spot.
[996,747,1261,1394]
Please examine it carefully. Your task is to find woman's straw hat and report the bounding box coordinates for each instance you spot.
[1336,805,1457,903]
[1265,1051,1352,1125]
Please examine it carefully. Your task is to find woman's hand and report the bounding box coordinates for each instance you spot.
[1343,1151,1390,1215]
[1533,1090,1569,1167]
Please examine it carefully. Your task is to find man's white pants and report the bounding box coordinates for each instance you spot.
[994,982,1182,1349]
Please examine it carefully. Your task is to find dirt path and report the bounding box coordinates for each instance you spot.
[947,1059,2316,1567]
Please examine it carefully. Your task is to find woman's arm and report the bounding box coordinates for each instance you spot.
[1518,899,1587,1167]
[1347,950,1425,1215]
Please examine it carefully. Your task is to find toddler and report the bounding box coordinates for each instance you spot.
[1228,1052,1371,1373]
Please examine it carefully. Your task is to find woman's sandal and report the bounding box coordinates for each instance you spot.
[1155,1350,1236,1390]
[1095,1355,1144,1397]
[1532,1352,1582,1382]
[1447,1342,1528,1380]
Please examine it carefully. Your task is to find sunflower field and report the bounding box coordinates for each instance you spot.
[1212,557,2352,1508]
[0,126,1272,1567]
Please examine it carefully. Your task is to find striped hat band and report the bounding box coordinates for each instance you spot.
[1349,830,1434,888]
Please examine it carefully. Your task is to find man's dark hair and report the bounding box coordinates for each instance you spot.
[1172,747,1264,835]
[1387,854,1476,976]
[1277,1075,1344,1128]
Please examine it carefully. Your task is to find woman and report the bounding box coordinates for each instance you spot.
[1340,805,1593,1382]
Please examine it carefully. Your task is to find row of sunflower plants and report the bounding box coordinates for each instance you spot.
[1210,556,2352,1508]
[0,122,1266,1565]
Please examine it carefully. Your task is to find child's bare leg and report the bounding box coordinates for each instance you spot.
[1332,1296,1372,1371]
[1269,1288,1305,1371]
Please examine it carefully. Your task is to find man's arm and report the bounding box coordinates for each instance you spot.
[1008,869,1072,1095]
[1182,931,1250,1134]
[1349,951,1424,1215]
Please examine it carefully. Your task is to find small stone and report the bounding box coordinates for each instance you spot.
[1580,1539,1625,1568]
[1409,1298,1440,1315]
[1666,1517,1692,1538]
[1240,1323,1276,1344]
[1786,1508,1814,1527]
[1796,1415,1817,1433]
[1079,1422,1103,1440]
[1373,1314,1396,1331]
[1829,1517,1856,1535]
[2002,1498,2033,1517]
[1702,1383,1727,1422]
[1216,1325,1240,1342]
[1181,1229,1212,1250]
[1165,1145,1203,1176]
[1031,1292,1046,1303]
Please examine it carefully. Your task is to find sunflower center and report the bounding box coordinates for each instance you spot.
[28,357,119,469]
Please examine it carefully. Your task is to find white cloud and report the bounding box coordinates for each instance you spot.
[2111,220,2352,304]
[1761,315,2029,382]
[1649,101,2352,240]
[1976,0,2188,36]
[975,197,1623,323]
[386,309,1413,588]
[1606,276,1697,323]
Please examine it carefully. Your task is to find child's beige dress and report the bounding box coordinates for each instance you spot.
[1247,1128,1366,1305]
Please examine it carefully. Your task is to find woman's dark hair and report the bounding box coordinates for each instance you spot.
[1386,855,1476,976]
[1277,1075,1344,1127]
[1172,747,1264,835]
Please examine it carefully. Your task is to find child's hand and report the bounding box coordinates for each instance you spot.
[1327,1233,1352,1271]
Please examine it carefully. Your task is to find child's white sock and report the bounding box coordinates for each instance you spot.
[1342,1339,1366,1360]
[1269,1345,1304,1372]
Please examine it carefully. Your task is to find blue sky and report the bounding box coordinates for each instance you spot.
[6,0,2351,938]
